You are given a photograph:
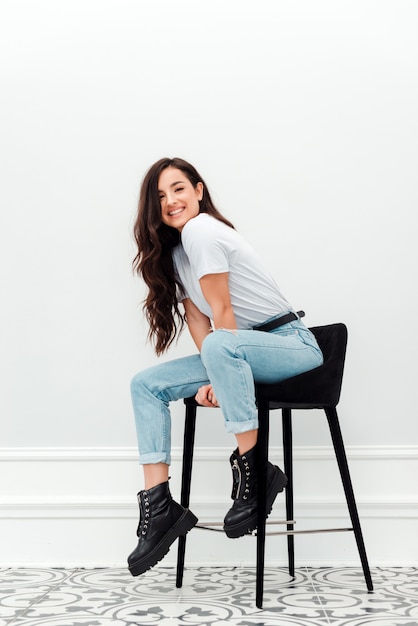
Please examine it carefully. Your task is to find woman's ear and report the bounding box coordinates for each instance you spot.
[195,181,204,201]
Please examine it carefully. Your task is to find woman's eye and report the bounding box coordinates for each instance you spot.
[175,187,184,192]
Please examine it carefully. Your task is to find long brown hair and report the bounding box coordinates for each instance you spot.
[133,157,234,355]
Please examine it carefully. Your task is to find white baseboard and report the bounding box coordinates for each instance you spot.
[1,446,417,567]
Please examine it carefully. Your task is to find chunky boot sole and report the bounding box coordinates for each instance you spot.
[224,467,288,538]
[128,509,198,576]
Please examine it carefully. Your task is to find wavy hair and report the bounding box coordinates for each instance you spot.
[133,157,235,355]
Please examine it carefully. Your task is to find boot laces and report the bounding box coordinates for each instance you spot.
[231,455,251,501]
[137,491,150,537]
[242,455,251,500]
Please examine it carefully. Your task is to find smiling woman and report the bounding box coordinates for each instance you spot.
[159,168,203,231]
[128,157,324,578]
[132,158,234,356]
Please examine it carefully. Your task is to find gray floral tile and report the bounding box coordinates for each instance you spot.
[1,566,417,626]
[308,567,418,624]
[0,569,73,624]
[328,615,418,626]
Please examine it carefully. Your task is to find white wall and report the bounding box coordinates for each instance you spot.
[1,0,417,566]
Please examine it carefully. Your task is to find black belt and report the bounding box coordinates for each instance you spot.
[253,310,305,333]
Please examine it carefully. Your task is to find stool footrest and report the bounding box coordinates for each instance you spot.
[194,521,353,537]
[196,519,294,528]
[195,519,295,534]
[261,526,354,537]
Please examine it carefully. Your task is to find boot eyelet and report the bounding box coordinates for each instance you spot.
[243,495,248,500]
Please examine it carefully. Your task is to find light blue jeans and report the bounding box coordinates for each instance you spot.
[130,314,323,465]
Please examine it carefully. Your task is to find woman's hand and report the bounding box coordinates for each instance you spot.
[195,384,219,407]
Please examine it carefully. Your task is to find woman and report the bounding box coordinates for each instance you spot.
[128,157,323,576]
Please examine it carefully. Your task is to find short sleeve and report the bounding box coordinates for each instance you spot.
[181,215,230,279]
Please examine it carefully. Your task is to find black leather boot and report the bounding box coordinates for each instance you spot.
[127,481,198,576]
[223,446,288,538]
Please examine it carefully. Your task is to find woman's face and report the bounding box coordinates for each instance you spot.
[158,167,203,232]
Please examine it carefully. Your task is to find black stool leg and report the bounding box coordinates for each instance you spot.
[282,408,295,577]
[256,399,270,609]
[325,407,373,591]
[176,402,197,588]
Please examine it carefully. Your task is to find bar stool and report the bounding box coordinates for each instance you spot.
[175,322,373,608]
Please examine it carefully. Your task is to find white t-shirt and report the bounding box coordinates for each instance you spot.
[172,213,292,329]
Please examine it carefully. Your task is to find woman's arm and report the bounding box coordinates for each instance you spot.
[186,273,237,408]
[183,298,212,352]
[199,272,237,331]
[195,272,237,408]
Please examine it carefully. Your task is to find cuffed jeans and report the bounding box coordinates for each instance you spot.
[130,315,323,465]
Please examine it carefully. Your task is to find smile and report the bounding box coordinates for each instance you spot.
[168,208,185,217]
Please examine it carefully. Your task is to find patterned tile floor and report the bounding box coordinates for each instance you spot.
[0,566,417,626]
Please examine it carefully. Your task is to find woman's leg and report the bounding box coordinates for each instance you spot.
[200,321,323,434]
[200,320,323,537]
[235,429,258,454]
[130,353,210,471]
[143,464,169,490]
[128,354,209,576]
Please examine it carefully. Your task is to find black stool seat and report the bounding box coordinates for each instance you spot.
[176,323,373,608]
[257,323,347,409]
